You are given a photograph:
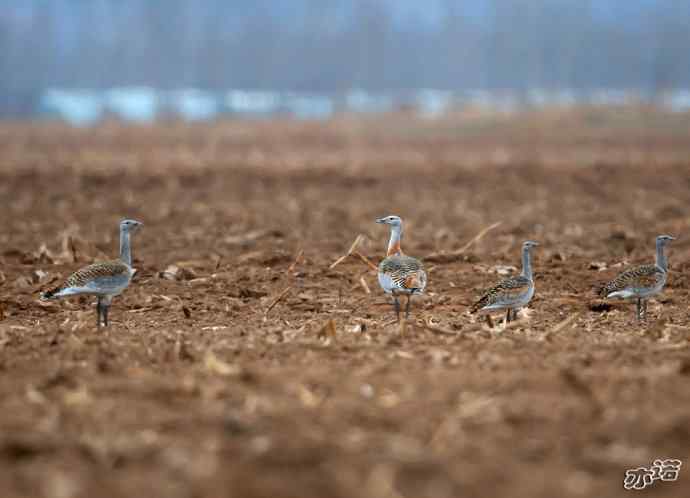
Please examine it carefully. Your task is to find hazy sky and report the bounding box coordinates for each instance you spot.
[1,0,689,116]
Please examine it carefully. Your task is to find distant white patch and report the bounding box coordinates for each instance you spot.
[104,87,158,122]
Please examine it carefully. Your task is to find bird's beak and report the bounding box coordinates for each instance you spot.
[376,217,386,224]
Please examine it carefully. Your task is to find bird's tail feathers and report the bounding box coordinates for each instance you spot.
[594,282,610,298]
[469,297,486,314]
[40,287,60,300]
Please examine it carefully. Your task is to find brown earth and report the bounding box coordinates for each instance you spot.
[1,108,690,498]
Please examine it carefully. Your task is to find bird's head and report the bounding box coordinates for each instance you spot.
[376,215,402,228]
[120,219,143,233]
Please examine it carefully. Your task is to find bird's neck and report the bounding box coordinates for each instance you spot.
[119,229,132,266]
[655,241,668,271]
[386,225,403,257]
[521,246,533,279]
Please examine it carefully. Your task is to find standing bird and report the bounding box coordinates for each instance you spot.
[376,216,427,321]
[470,240,539,326]
[41,219,143,328]
[599,234,675,321]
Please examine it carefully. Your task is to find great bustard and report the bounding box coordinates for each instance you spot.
[599,234,674,321]
[41,219,143,328]
[376,216,427,321]
[470,240,538,325]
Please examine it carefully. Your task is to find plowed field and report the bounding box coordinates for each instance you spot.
[1,109,689,497]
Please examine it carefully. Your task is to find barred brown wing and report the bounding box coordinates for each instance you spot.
[44,260,130,297]
[600,264,663,295]
[471,275,531,312]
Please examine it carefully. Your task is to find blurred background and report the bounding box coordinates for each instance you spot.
[2,0,690,124]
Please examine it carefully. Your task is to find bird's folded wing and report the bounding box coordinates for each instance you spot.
[52,260,130,293]
[471,276,530,311]
[601,264,661,294]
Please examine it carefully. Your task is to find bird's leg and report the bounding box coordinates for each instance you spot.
[505,309,511,324]
[103,304,109,327]
[392,293,400,322]
[642,299,648,321]
[485,314,494,329]
[96,297,103,329]
[404,294,412,319]
[636,298,642,321]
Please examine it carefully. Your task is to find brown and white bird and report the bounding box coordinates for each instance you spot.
[599,234,674,321]
[41,219,143,328]
[376,216,427,321]
[470,240,538,326]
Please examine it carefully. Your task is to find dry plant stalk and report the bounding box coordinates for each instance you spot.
[287,248,304,274]
[421,318,460,336]
[60,234,78,263]
[544,312,580,338]
[495,317,528,332]
[359,277,371,294]
[552,297,583,306]
[318,319,337,339]
[203,352,240,376]
[455,221,502,254]
[329,254,349,270]
[351,251,378,272]
[330,234,377,271]
[654,343,690,351]
[428,222,502,260]
[224,229,273,246]
[346,234,365,256]
[265,286,292,315]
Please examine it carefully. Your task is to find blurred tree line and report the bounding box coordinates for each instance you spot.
[1,0,689,115]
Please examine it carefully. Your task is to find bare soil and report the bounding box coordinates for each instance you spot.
[1,109,689,498]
